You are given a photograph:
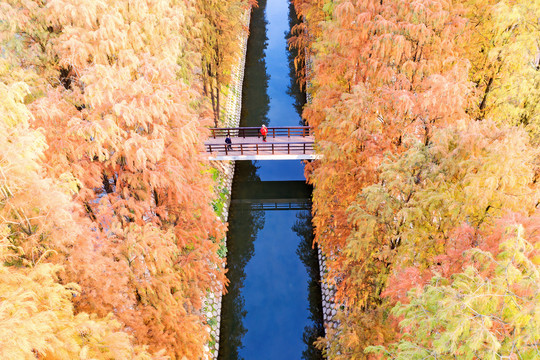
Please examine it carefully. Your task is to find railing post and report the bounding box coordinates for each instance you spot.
[256,143,259,155]
[224,144,228,155]
[240,143,244,155]
[304,142,306,154]
[288,128,290,138]
[208,144,212,153]
[288,143,290,154]
[271,143,274,154]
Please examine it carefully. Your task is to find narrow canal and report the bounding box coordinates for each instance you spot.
[218,0,324,359]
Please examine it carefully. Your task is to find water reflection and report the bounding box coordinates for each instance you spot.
[240,0,270,128]
[286,0,307,123]
[218,0,322,358]
[220,194,319,359]
[219,174,322,359]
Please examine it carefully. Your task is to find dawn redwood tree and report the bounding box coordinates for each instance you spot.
[291,0,540,357]
[0,76,156,359]
[197,0,249,126]
[297,0,471,274]
[348,120,539,299]
[369,215,540,359]
[0,1,60,90]
[0,261,157,360]
[292,0,471,342]
[321,121,539,358]
[41,1,225,356]
[351,120,538,281]
[0,0,249,357]
[289,0,327,90]
[0,74,85,267]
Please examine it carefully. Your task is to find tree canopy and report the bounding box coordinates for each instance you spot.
[291,0,540,358]
[1,0,249,358]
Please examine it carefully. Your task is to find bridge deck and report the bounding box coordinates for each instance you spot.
[205,135,318,160]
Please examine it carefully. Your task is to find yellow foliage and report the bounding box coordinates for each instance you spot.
[0,245,155,359]
[463,0,540,142]
[0,80,85,264]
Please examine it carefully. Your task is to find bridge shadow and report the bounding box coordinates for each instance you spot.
[232,180,312,200]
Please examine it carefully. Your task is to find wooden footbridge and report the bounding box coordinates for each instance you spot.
[204,126,319,160]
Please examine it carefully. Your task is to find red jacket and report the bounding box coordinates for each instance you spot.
[260,126,268,136]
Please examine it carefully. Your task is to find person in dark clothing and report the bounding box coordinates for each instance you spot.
[225,136,232,150]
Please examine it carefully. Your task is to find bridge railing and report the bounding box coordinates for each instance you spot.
[210,126,312,139]
[206,141,314,155]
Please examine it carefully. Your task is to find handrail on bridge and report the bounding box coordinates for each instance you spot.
[210,126,312,139]
[206,141,314,155]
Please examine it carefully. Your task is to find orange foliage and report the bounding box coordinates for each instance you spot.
[293,0,540,358]
[1,0,249,358]
[0,72,158,359]
[299,0,472,301]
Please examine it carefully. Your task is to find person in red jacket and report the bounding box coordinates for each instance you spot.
[260,124,268,142]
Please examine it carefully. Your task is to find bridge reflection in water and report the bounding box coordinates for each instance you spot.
[231,180,312,210]
[232,199,311,211]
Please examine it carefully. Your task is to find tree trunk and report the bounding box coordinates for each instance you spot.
[477,75,493,120]
[216,71,221,127]
[211,84,218,127]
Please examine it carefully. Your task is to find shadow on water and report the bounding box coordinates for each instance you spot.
[240,0,270,128]
[293,211,325,360]
[219,166,323,359]
[286,6,324,357]
[218,162,265,360]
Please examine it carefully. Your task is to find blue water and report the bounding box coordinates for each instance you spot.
[240,211,312,359]
[218,0,323,359]
[265,0,297,127]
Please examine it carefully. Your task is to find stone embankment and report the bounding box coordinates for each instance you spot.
[203,8,251,360]
[318,249,339,331]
